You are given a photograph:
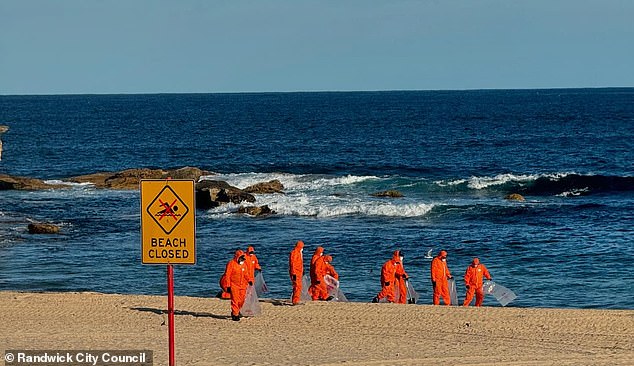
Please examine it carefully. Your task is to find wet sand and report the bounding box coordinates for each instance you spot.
[1,291,632,365]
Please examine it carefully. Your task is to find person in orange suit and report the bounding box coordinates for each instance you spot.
[372,251,403,303]
[309,246,324,298]
[222,249,253,321]
[245,245,262,280]
[430,250,453,305]
[310,255,339,300]
[219,245,260,300]
[394,251,410,304]
[288,240,304,305]
[463,257,492,307]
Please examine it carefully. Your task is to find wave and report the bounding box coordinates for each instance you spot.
[204,172,380,191]
[435,173,634,196]
[436,173,570,190]
[521,174,634,196]
[206,193,436,219]
[201,172,434,218]
[43,180,95,187]
[198,171,631,219]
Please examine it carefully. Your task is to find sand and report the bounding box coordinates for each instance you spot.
[1,291,632,365]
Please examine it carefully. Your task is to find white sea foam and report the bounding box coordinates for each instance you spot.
[556,187,590,197]
[466,174,541,189]
[202,172,381,191]
[436,172,576,189]
[44,179,94,187]
[220,191,436,218]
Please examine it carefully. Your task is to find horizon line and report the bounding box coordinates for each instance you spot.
[1,85,633,97]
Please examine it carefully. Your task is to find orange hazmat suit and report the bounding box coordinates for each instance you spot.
[394,251,409,304]
[288,240,304,304]
[222,250,251,318]
[463,258,491,307]
[430,250,452,305]
[310,255,339,300]
[245,245,261,280]
[309,246,324,297]
[374,251,402,303]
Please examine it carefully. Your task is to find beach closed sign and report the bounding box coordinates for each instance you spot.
[141,179,196,265]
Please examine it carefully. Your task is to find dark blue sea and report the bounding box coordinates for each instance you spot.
[1,89,633,309]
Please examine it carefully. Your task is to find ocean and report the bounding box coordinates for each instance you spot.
[0,88,632,309]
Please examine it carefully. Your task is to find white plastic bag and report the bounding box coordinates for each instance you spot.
[448,278,459,306]
[300,275,312,302]
[254,271,269,297]
[405,280,419,304]
[393,281,401,303]
[324,274,348,302]
[483,280,517,307]
[241,285,262,316]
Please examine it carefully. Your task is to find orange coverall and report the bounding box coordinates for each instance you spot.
[310,255,339,300]
[375,251,401,303]
[222,250,252,317]
[288,240,304,304]
[309,246,324,298]
[245,245,261,280]
[430,253,452,305]
[463,261,491,307]
[395,257,409,304]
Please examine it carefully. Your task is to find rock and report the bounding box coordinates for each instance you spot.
[371,190,404,198]
[165,166,212,181]
[195,180,256,209]
[67,169,165,189]
[0,174,67,190]
[0,125,7,161]
[28,223,60,234]
[505,193,525,201]
[67,167,212,189]
[243,180,284,194]
[102,168,167,189]
[238,205,276,216]
[67,172,114,188]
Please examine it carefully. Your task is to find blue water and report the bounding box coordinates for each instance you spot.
[1,89,633,309]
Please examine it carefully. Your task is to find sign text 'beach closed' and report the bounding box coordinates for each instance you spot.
[141,180,196,264]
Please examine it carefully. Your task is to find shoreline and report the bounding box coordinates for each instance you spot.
[2,291,633,365]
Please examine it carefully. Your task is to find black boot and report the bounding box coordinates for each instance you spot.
[231,314,240,321]
[372,296,379,303]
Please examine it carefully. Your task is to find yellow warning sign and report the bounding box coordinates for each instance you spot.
[141,180,196,265]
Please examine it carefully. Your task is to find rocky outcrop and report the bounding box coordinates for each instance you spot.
[371,190,404,198]
[66,172,114,188]
[0,174,67,190]
[101,168,167,189]
[238,205,276,216]
[1,167,212,191]
[195,180,256,209]
[68,167,212,189]
[166,167,211,180]
[28,223,60,234]
[0,125,8,161]
[243,179,284,194]
[505,193,526,201]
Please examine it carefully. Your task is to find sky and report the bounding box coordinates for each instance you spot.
[1,0,633,94]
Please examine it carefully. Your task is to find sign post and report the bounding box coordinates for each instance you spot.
[167,264,175,366]
[141,179,196,366]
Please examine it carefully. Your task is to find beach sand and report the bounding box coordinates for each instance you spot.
[1,291,632,365]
